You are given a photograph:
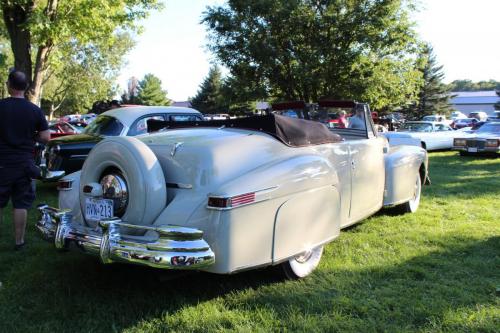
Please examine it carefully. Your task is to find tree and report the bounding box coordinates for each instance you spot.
[406,44,452,119]
[449,80,500,92]
[136,74,171,106]
[0,0,162,104]
[202,0,423,110]
[42,32,134,118]
[190,65,226,114]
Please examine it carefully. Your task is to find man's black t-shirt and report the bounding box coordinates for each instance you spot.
[0,97,48,166]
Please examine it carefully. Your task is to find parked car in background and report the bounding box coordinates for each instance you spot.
[450,111,467,121]
[36,101,428,279]
[48,121,78,139]
[488,111,500,121]
[468,111,488,122]
[41,106,203,181]
[452,118,479,129]
[453,122,500,156]
[422,114,452,126]
[383,121,459,150]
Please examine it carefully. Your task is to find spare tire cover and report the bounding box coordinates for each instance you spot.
[80,136,166,228]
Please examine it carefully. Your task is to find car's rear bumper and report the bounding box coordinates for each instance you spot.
[453,146,500,154]
[36,204,215,270]
[40,164,65,181]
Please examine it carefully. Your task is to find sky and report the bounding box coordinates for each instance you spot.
[117,0,500,102]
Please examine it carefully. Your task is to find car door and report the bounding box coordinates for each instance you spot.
[346,136,386,225]
[435,123,453,149]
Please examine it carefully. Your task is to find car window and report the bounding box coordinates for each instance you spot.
[83,115,124,136]
[401,123,432,132]
[435,124,447,131]
[169,114,203,122]
[128,115,166,136]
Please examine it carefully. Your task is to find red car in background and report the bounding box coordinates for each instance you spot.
[48,121,79,139]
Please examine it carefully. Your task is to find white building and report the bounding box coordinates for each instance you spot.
[449,91,499,117]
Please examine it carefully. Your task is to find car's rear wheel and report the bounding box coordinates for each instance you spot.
[281,245,323,279]
[79,137,166,228]
[396,172,421,214]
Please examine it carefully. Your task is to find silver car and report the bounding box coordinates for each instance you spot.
[36,102,428,279]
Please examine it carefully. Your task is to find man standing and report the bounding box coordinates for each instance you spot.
[0,70,49,250]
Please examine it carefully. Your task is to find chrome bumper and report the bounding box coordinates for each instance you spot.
[40,164,65,181]
[36,204,215,270]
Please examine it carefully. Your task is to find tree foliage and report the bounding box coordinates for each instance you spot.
[42,32,134,117]
[0,0,162,103]
[202,0,423,111]
[448,79,500,92]
[405,44,452,119]
[136,73,171,106]
[190,65,226,114]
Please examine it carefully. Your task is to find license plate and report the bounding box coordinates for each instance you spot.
[85,198,113,220]
[467,147,478,153]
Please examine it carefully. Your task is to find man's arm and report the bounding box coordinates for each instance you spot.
[35,130,50,144]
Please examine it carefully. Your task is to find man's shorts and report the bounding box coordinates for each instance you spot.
[0,166,35,209]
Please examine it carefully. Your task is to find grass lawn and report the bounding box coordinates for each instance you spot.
[0,151,498,332]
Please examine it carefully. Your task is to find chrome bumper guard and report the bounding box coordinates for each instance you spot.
[36,204,215,270]
[40,164,65,181]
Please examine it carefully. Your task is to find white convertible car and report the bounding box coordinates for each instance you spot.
[37,102,428,279]
[384,121,461,151]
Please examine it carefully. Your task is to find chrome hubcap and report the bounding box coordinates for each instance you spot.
[100,173,128,217]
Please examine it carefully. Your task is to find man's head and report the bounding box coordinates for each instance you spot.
[7,70,28,94]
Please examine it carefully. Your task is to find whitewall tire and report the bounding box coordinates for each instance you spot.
[79,137,166,228]
[397,172,421,214]
[281,245,324,279]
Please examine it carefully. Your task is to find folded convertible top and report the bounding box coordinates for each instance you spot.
[147,114,342,147]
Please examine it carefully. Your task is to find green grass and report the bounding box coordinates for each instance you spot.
[0,151,498,333]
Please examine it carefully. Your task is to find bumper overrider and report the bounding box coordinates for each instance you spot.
[36,204,215,269]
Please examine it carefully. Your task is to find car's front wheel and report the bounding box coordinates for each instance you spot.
[281,245,323,279]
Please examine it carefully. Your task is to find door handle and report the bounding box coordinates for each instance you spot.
[351,160,356,169]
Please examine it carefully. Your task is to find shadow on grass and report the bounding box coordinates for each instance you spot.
[0,235,497,332]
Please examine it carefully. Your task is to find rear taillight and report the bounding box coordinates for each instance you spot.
[207,187,276,210]
[485,139,499,148]
[57,179,73,191]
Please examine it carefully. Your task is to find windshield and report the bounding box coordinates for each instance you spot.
[476,123,500,134]
[83,115,124,136]
[401,123,433,132]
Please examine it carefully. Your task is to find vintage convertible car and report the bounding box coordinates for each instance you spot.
[36,102,428,279]
[453,121,500,156]
[41,106,203,181]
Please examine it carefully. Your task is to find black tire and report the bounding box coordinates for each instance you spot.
[459,151,469,156]
[281,245,324,279]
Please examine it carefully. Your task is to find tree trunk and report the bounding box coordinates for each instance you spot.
[1,1,35,84]
[28,44,52,104]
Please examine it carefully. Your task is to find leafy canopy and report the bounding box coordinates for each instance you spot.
[203,0,423,110]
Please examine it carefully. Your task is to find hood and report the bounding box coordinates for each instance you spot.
[47,133,103,146]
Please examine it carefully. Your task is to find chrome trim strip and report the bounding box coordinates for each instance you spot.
[35,205,215,270]
[40,165,65,182]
